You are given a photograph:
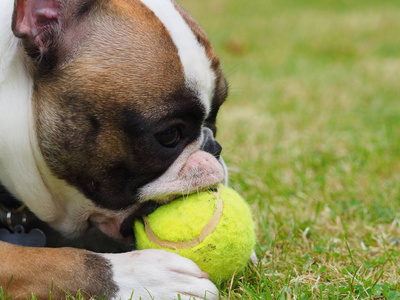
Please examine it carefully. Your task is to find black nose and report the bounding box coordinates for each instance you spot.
[201,128,222,159]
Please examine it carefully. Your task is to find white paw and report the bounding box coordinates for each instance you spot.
[102,249,219,300]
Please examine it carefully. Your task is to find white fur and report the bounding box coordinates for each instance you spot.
[0,0,94,236]
[102,249,219,300]
[139,0,215,117]
[0,0,59,222]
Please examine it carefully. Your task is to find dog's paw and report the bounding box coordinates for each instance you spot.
[102,249,219,300]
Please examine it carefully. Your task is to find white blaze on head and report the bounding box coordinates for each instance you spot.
[139,0,215,116]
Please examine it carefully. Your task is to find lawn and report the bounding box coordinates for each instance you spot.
[178,0,400,298]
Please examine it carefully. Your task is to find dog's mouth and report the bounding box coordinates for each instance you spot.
[88,147,227,242]
[118,184,222,240]
[89,183,220,242]
[118,200,162,239]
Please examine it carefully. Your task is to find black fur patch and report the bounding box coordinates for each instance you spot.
[36,84,206,211]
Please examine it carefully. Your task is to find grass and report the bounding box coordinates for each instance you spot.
[179,0,400,298]
[3,0,400,299]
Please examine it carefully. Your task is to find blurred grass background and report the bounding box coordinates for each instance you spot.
[180,0,400,298]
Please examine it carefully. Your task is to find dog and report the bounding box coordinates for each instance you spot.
[0,0,229,298]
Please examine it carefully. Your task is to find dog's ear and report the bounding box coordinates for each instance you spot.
[12,0,62,67]
[12,0,61,38]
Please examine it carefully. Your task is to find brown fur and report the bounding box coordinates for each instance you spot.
[0,241,117,299]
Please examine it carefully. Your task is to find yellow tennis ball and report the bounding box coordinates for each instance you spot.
[134,184,256,282]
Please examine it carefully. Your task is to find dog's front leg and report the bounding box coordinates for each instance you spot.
[1,242,218,299]
[1,241,117,298]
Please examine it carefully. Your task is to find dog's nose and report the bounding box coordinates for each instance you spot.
[201,127,222,159]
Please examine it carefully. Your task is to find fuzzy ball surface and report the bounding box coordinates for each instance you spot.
[134,184,256,282]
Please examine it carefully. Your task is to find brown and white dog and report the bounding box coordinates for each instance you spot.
[0,0,229,298]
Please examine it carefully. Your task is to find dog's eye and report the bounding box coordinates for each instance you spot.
[155,125,182,148]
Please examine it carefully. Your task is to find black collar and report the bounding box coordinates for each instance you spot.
[0,182,32,231]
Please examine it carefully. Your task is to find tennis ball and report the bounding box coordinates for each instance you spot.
[134,184,256,282]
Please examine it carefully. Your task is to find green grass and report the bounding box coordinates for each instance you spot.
[179,0,400,298]
[3,0,400,299]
